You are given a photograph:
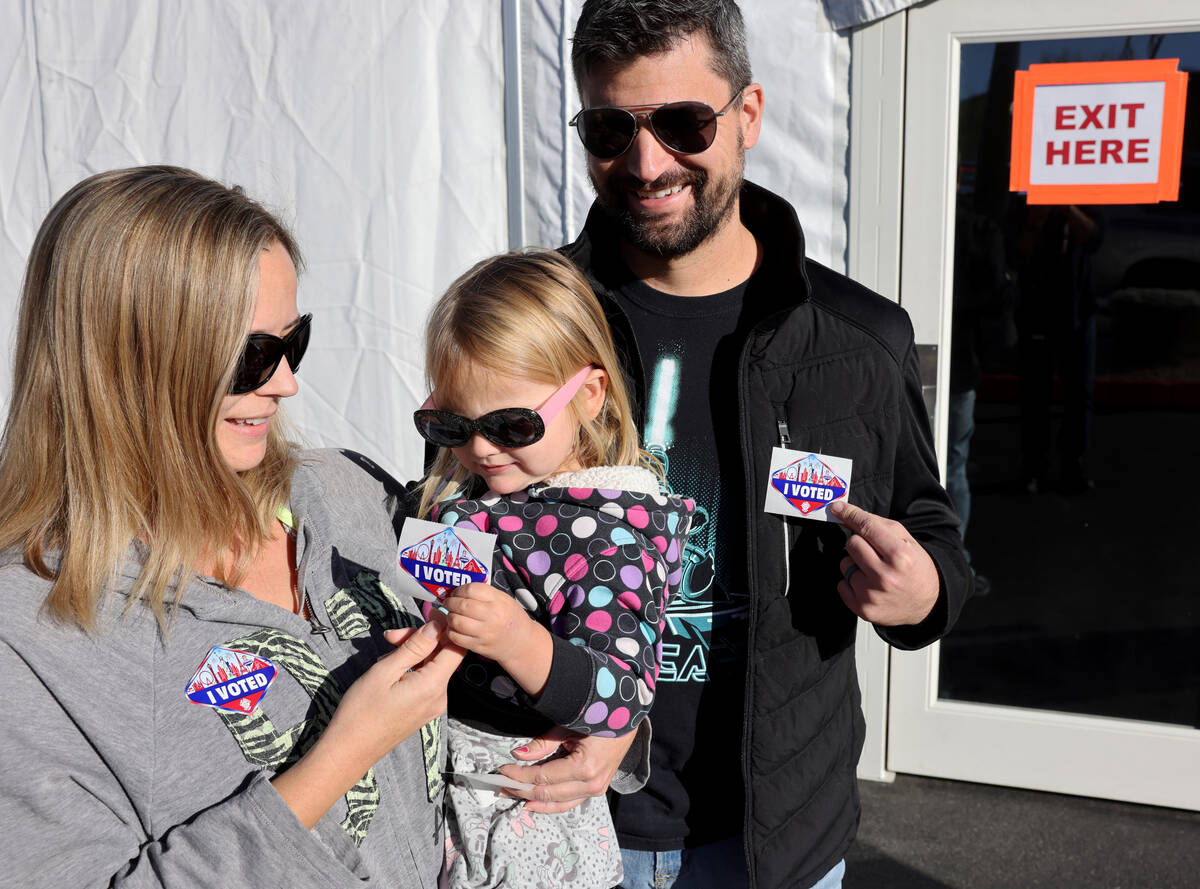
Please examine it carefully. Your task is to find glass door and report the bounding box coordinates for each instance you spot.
[887,0,1200,810]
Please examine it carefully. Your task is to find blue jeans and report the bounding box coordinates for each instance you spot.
[619,837,844,889]
[946,388,976,540]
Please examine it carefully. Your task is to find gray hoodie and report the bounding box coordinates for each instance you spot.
[0,449,442,888]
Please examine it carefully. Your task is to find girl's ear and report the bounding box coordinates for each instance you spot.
[579,366,608,421]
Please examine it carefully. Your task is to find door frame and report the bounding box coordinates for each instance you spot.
[847,8,908,784]
[848,0,1200,809]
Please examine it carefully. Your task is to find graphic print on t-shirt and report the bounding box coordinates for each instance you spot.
[644,349,750,685]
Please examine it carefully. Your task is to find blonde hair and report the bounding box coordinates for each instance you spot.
[417,249,653,515]
[0,165,302,630]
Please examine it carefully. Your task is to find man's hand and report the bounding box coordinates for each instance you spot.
[829,500,940,627]
[497,730,638,814]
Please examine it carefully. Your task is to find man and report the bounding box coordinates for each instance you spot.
[557,2,972,887]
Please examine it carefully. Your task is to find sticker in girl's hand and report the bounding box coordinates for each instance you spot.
[397,518,496,603]
[763,447,853,523]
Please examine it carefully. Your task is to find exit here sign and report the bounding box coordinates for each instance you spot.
[1010,59,1187,204]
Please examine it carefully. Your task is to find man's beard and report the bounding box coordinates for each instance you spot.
[590,138,745,259]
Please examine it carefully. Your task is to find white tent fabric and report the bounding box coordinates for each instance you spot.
[822,0,921,30]
[1,0,878,481]
[516,0,850,270]
[0,0,508,481]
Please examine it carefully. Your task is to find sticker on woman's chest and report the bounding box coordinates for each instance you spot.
[185,646,277,713]
[397,518,496,603]
[763,447,853,522]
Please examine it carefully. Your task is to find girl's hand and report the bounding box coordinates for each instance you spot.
[271,620,464,828]
[442,582,533,663]
[442,582,554,697]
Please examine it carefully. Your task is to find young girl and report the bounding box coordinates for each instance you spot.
[413,250,694,889]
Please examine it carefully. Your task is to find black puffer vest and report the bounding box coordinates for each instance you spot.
[562,182,970,889]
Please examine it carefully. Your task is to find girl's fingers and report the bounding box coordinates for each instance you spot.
[446,582,498,604]
[445,622,488,645]
[444,607,485,631]
[442,595,475,617]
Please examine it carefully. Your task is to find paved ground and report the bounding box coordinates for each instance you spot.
[846,774,1200,888]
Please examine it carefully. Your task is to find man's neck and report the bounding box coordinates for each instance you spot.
[619,204,762,297]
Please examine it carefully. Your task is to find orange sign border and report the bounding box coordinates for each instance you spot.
[1010,59,1188,205]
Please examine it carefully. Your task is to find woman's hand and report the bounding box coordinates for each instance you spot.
[498,730,639,814]
[442,582,554,698]
[272,620,464,828]
[325,621,463,763]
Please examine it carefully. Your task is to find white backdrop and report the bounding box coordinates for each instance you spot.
[0,0,912,482]
[0,0,509,482]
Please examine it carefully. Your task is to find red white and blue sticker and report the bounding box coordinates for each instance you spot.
[396,518,495,603]
[763,447,853,522]
[186,646,277,714]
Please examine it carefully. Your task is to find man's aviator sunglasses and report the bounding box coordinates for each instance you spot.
[229,313,313,395]
[569,93,742,160]
[414,366,594,449]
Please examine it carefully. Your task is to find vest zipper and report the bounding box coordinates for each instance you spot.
[776,409,793,598]
[737,306,798,889]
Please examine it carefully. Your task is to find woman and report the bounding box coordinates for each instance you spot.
[0,166,462,887]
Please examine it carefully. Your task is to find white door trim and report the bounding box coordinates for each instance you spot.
[890,646,1200,810]
[847,8,909,784]
[887,0,1200,810]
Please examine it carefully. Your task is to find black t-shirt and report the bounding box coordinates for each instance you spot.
[608,275,762,850]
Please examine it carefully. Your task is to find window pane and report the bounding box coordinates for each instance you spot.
[939,33,1200,727]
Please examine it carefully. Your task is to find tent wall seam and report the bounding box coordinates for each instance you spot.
[503,0,525,249]
[559,0,574,244]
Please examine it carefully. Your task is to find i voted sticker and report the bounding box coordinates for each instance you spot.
[763,447,852,522]
[186,646,277,714]
[397,518,495,603]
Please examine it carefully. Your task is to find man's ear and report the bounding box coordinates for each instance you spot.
[579,367,609,420]
[740,82,764,150]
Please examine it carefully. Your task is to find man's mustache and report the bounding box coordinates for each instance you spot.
[612,168,708,194]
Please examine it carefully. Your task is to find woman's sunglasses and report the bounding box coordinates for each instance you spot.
[568,93,742,160]
[414,365,594,449]
[228,313,312,395]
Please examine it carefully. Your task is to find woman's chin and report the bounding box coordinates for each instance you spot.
[219,441,268,474]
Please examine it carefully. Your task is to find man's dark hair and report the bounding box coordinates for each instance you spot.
[571,0,752,96]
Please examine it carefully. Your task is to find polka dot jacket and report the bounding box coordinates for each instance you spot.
[435,466,695,738]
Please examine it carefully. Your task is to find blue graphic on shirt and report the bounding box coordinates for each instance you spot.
[644,354,749,684]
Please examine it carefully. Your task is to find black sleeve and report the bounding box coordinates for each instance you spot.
[874,338,973,650]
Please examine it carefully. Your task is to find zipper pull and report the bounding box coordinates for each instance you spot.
[302,590,332,635]
[777,417,792,447]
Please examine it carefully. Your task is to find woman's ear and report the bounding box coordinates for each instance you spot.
[579,367,608,420]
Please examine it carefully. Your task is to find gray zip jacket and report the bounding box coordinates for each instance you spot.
[0,449,442,888]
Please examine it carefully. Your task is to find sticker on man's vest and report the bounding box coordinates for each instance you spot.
[186,646,277,713]
[763,447,852,522]
[397,518,495,603]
